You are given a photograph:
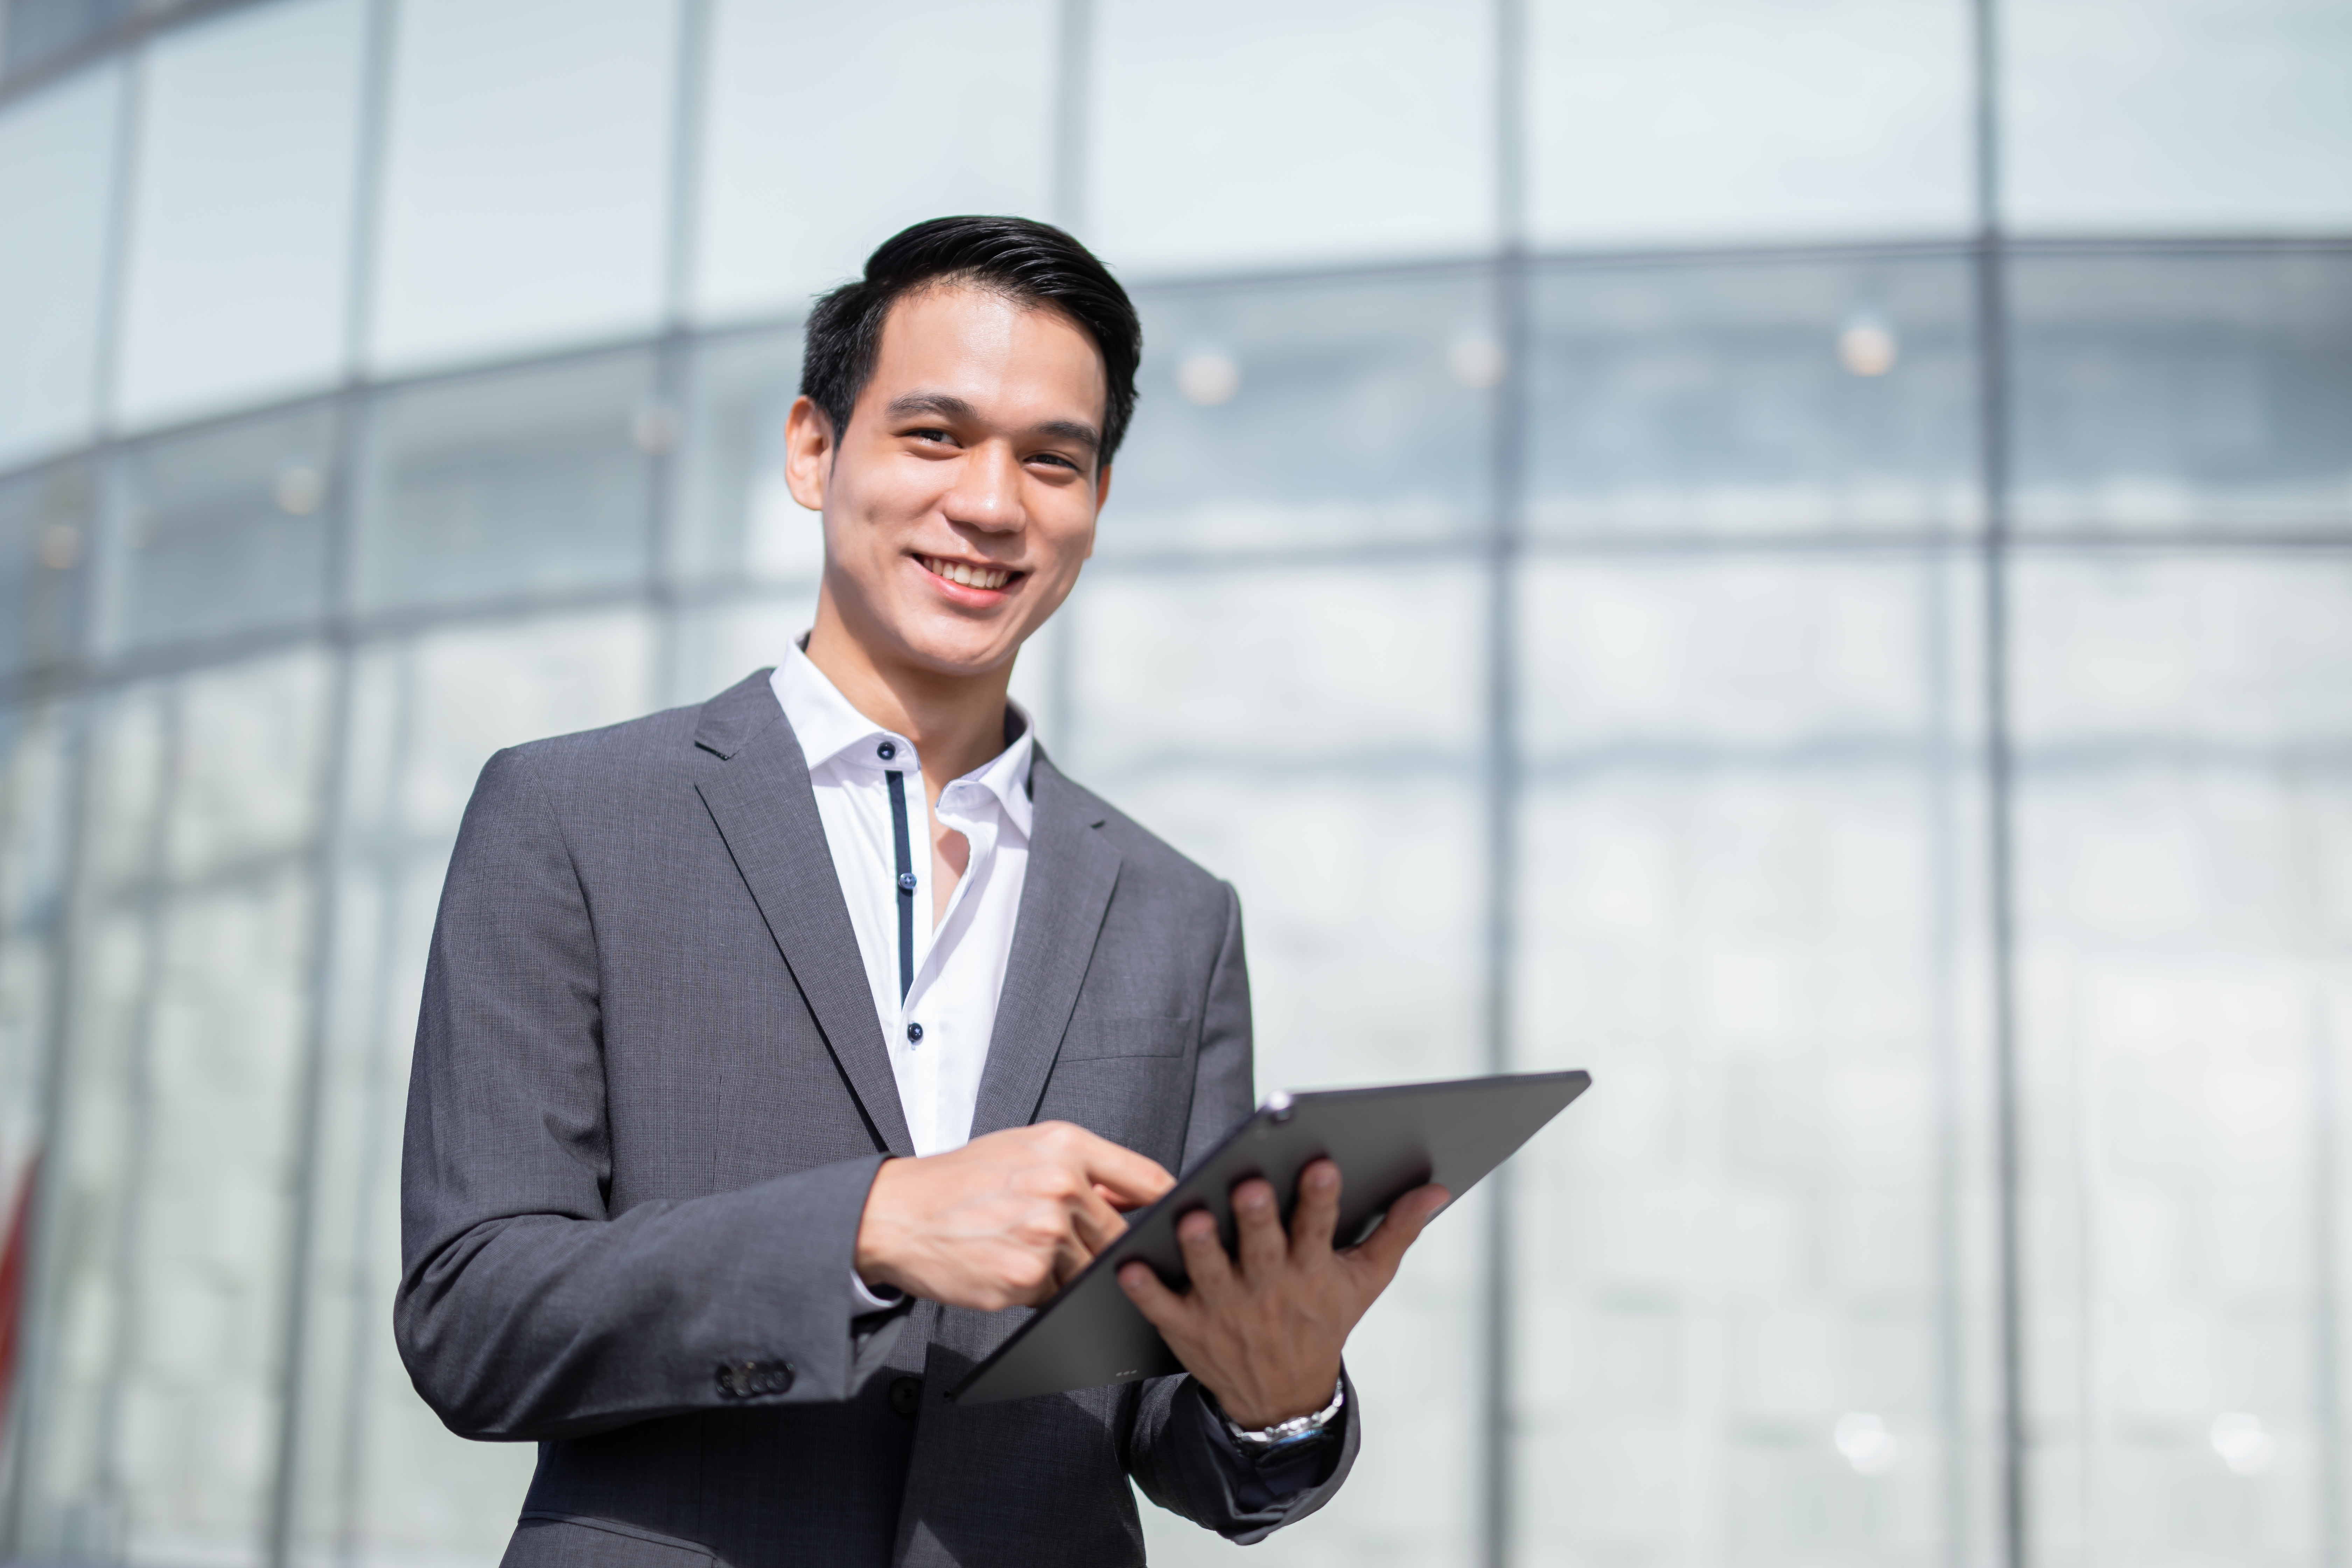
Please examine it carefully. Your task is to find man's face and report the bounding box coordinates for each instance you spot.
[786,284,1110,680]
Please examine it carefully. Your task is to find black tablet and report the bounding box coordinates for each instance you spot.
[949,1068,1591,1406]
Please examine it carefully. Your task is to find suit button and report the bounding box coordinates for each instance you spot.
[716,1360,794,1399]
[889,1375,923,1417]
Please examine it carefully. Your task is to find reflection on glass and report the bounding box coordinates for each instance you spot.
[1090,0,1493,274]
[1106,270,1492,556]
[0,702,68,1225]
[1527,253,1978,536]
[0,461,90,677]
[371,0,674,370]
[354,349,656,617]
[2005,0,2352,232]
[10,659,320,1562]
[1528,0,1971,245]
[0,66,119,468]
[2011,551,2351,1568]
[115,0,365,428]
[105,405,338,654]
[672,327,819,586]
[1511,552,1984,1568]
[2010,248,2352,533]
[696,0,1055,318]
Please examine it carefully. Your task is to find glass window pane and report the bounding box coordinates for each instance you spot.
[1528,254,1979,538]
[2011,248,2352,534]
[1528,0,1972,245]
[10,656,324,1561]
[386,610,657,841]
[104,402,337,655]
[1104,269,1492,559]
[1512,552,1991,1566]
[1090,0,1493,275]
[0,66,119,468]
[371,0,674,371]
[353,349,657,617]
[672,326,821,587]
[115,0,364,428]
[2012,551,2352,1566]
[2007,0,2352,232]
[665,595,820,715]
[695,0,1056,320]
[0,460,90,677]
[1,0,133,77]
[0,701,69,1215]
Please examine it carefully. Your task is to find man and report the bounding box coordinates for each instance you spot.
[397,217,1448,1567]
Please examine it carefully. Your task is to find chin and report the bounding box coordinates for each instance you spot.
[895,622,1021,679]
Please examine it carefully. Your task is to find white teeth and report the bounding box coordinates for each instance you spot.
[925,556,1009,590]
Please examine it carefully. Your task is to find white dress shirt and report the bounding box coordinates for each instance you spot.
[770,643,1033,1161]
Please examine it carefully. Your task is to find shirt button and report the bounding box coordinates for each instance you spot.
[897,872,917,893]
[906,1022,923,1044]
[877,741,896,760]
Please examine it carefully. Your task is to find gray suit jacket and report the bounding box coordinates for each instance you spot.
[397,670,1357,1566]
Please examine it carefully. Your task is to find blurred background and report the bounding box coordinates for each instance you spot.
[0,0,2347,1565]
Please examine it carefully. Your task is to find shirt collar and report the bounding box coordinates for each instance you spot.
[770,641,1034,839]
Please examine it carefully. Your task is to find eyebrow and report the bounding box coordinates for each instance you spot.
[884,392,1100,455]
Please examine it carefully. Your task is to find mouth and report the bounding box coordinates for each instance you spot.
[917,554,1021,593]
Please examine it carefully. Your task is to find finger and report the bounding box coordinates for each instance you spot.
[1175,1206,1235,1296]
[1076,1135,1176,1210]
[1288,1158,1341,1261]
[1118,1261,1191,1329]
[1231,1178,1287,1276]
[1050,1230,1095,1293]
[1347,1184,1451,1278]
[1069,1182,1132,1258]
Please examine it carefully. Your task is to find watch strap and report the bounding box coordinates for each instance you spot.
[1217,1379,1346,1458]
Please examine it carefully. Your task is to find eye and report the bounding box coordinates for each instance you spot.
[906,426,955,445]
[1027,451,1081,472]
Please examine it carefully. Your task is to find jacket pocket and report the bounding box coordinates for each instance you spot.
[1059,1015,1193,1060]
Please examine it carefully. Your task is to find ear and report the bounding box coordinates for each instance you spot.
[783,396,835,512]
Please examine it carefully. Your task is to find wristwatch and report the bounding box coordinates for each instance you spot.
[1216,1380,1346,1460]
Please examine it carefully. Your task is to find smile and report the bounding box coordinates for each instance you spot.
[919,555,1017,591]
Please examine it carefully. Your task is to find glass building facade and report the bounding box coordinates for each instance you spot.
[0,1,2347,1565]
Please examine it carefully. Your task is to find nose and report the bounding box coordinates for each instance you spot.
[941,440,1024,535]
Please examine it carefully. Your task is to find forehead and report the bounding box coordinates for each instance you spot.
[861,284,1107,421]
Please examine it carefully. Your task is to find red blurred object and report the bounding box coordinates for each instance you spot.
[0,1154,36,1435]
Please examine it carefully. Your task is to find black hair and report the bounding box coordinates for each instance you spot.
[799,216,1143,467]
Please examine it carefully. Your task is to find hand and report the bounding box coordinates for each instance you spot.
[855,1122,1175,1311]
[1116,1159,1449,1429]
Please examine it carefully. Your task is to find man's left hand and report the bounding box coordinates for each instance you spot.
[1116,1159,1449,1430]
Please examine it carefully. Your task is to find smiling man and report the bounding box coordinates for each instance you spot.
[397,217,1445,1568]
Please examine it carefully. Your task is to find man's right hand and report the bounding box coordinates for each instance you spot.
[854,1122,1175,1310]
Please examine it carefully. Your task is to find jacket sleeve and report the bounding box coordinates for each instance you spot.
[1122,882,1360,1542]
[394,744,910,1442]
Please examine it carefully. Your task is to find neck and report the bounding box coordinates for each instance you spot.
[803,588,1014,789]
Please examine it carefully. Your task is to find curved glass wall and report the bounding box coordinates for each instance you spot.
[0,2,2346,1566]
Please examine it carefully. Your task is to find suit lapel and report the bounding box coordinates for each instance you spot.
[969,752,1121,1139]
[692,672,915,1158]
